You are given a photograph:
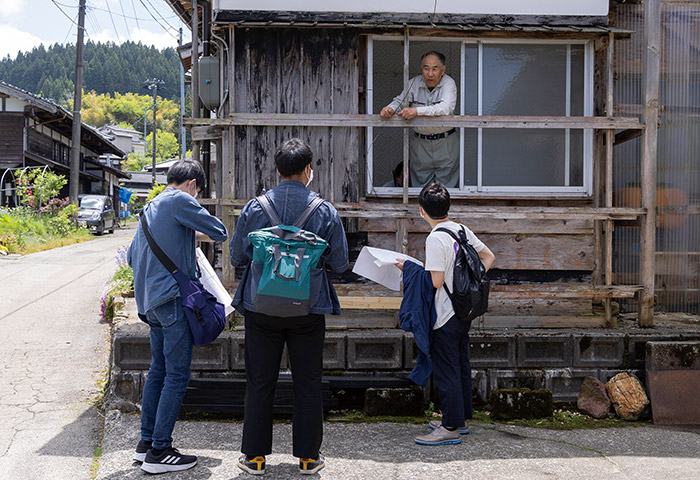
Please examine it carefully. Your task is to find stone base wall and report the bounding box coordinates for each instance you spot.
[107,315,700,410]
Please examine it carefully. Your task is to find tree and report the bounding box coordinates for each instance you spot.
[146,130,179,162]
[122,153,150,172]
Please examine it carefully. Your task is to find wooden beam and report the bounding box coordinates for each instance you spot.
[184,113,645,130]
[337,284,642,310]
[605,33,615,327]
[614,128,643,146]
[640,0,661,327]
[191,125,222,141]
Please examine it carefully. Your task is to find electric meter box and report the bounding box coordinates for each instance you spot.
[199,55,220,110]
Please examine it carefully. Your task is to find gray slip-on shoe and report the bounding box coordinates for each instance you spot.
[429,419,470,435]
[415,425,462,445]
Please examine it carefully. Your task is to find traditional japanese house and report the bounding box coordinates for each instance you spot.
[164,0,699,331]
[0,81,129,211]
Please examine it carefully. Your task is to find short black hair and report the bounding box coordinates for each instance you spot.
[167,160,206,190]
[275,138,313,177]
[421,51,446,67]
[418,182,450,219]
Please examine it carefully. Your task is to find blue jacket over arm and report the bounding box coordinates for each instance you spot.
[399,260,436,387]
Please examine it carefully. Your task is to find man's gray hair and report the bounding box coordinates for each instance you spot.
[421,51,446,67]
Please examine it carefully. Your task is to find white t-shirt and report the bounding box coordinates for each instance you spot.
[424,221,485,330]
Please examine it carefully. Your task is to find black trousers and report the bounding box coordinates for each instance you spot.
[241,311,325,458]
[430,315,473,427]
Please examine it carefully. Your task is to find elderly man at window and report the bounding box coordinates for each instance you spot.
[381,51,459,188]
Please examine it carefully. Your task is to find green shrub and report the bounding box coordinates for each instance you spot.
[100,246,134,322]
[146,184,166,203]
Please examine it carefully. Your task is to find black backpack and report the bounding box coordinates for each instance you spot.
[435,226,490,322]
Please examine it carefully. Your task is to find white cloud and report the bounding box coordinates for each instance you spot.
[128,27,178,50]
[0,25,49,59]
[0,0,26,18]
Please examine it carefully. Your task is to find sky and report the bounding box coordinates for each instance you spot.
[0,0,191,59]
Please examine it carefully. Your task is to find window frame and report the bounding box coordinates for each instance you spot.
[365,35,595,198]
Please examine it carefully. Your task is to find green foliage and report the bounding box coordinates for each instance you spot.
[0,41,181,102]
[122,153,151,172]
[78,91,181,132]
[0,204,88,254]
[146,130,179,161]
[146,184,167,203]
[100,246,134,322]
[17,170,67,208]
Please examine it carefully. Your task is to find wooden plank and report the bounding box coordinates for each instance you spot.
[207,198,646,221]
[359,217,594,235]
[330,28,360,203]
[327,311,397,329]
[640,0,661,327]
[339,296,402,309]
[185,113,645,130]
[367,232,595,270]
[191,125,222,141]
[614,128,643,146]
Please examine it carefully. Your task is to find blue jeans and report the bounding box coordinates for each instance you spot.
[140,297,193,450]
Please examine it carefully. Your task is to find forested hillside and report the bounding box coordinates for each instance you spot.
[0,41,181,104]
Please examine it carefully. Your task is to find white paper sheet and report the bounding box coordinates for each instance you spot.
[196,247,235,316]
[351,246,423,291]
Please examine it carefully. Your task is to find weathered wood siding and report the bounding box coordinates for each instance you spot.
[233,27,360,202]
[0,114,24,167]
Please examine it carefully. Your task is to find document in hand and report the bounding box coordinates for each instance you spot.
[196,247,235,316]
[352,246,423,291]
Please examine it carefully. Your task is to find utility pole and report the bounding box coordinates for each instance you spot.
[144,78,164,186]
[69,0,86,204]
[179,27,186,160]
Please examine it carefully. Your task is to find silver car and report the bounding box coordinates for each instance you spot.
[77,195,116,235]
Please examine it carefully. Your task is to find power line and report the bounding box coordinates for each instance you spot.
[51,0,89,38]
[143,0,179,32]
[138,0,178,39]
[104,0,122,43]
[118,0,130,37]
[130,0,142,35]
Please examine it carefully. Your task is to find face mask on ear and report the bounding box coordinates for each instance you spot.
[419,209,425,219]
[306,168,314,187]
[190,181,198,199]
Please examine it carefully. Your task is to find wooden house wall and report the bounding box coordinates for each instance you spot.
[232,27,361,202]
[226,26,617,322]
[0,114,23,167]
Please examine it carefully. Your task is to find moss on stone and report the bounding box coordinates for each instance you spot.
[490,388,554,420]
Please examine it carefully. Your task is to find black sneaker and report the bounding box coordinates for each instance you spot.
[299,453,325,474]
[133,439,152,463]
[140,447,197,474]
[237,455,266,475]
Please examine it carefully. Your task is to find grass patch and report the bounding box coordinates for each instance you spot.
[472,408,643,430]
[90,447,103,480]
[324,408,642,430]
[18,230,94,255]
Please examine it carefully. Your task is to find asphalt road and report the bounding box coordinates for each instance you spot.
[0,225,135,480]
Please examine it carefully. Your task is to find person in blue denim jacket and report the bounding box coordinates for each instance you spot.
[127,160,227,474]
[229,138,348,475]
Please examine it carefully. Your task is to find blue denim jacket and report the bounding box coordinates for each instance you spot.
[399,260,437,387]
[230,180,349,315]
[127,187,228,315]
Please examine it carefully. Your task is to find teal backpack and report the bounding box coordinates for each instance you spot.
[247,193,328,317]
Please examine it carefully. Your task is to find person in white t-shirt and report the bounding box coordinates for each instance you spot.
[404,182,495,446]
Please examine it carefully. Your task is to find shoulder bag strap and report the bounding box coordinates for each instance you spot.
[256,193,281,226]
[435,226,460,243]
[293,195,325,229]
[139,212,178,274]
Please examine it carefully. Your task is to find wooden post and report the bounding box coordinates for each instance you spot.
[640,0,661,327]
[605,33,615,327]
[191,0,200,163]
[397,27,410,254]
[222,26,236,287]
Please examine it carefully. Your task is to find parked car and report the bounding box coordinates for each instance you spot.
[77,195,116,235]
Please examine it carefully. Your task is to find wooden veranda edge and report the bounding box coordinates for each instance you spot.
[199,199,646,221]
[183,113,645,130]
